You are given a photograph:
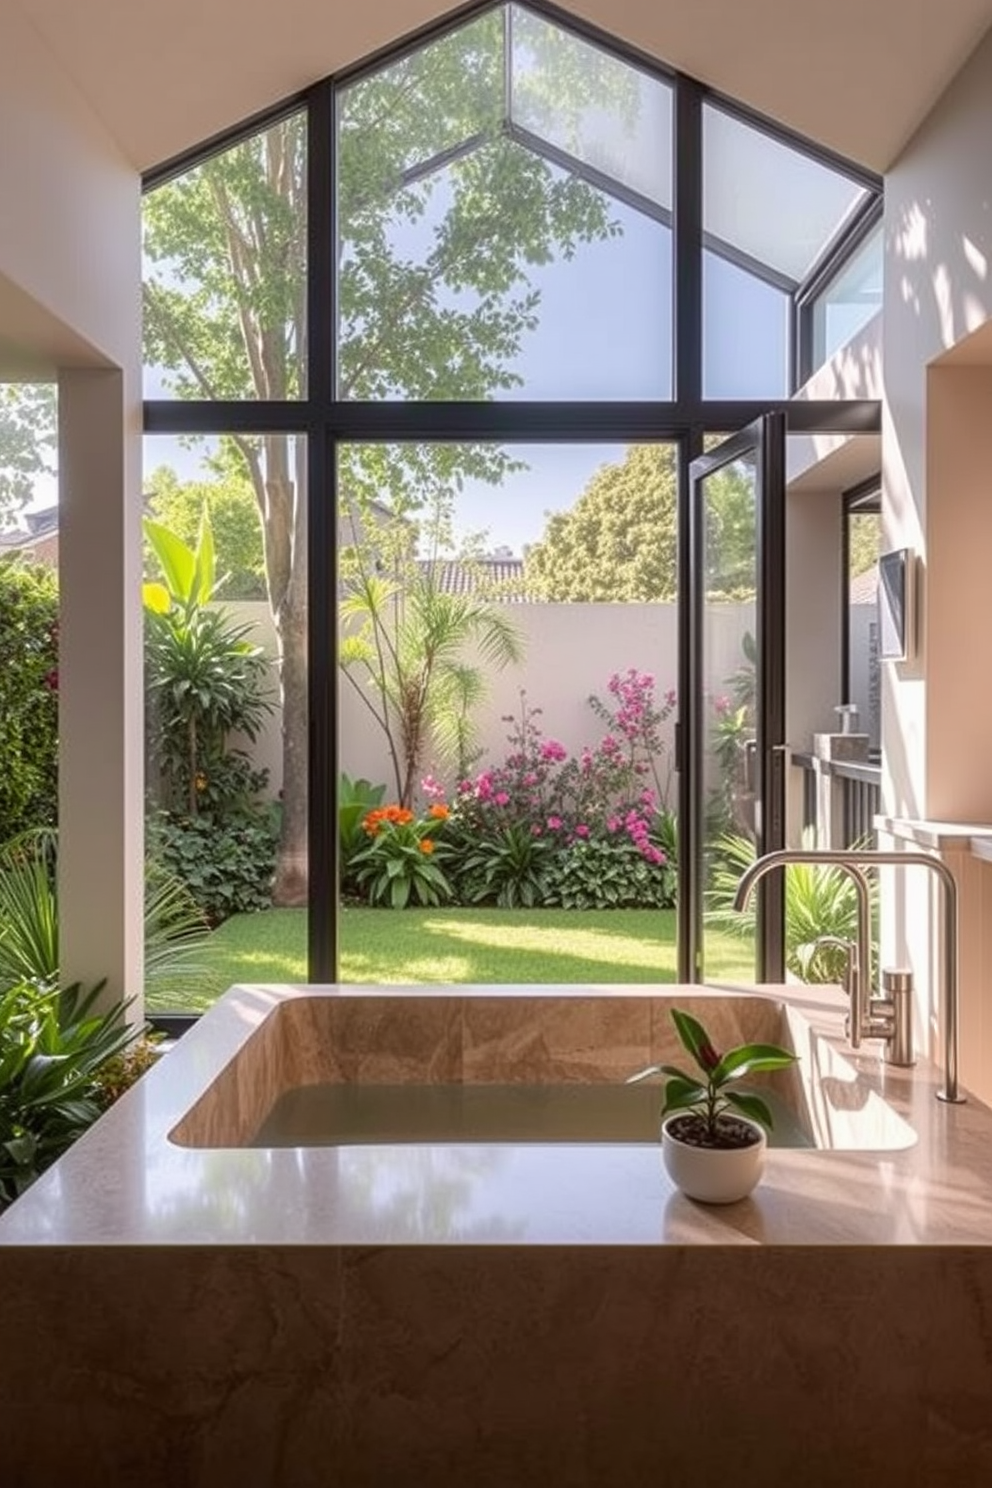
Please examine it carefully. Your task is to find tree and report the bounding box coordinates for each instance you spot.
[526,444,758,602]
[0,384,56,528]
[526,446,678,602]
[145,466,267,600]
[143,515,273,818]
[849,511,880,578]
[142,7,620,903]
[340,563,524,807]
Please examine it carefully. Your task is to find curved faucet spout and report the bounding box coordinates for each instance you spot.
[732,847,962,1104]
[733,850,872,1048]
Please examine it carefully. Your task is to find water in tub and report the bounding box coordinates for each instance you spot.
[249,1081,812,1148]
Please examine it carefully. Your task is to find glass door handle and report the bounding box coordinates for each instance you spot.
[743,738,758,791]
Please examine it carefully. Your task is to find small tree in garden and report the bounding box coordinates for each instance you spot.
[145,465,268,601]
[144,516,273,817]
[339,563,525,809]
[0,558,59,842]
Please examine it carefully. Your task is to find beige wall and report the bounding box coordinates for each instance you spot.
[233,597,874,814]
[925,365,992,819]
[884,24,992,822]
[0,11,143,1006]
[234,601,749,807]
[880,27,992,1079]
[0,4,139,372]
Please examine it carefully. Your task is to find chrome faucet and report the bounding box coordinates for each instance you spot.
[732,848,964,1104]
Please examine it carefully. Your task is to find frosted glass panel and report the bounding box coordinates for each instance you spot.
[704,105,866,283]
[509,5,673,210]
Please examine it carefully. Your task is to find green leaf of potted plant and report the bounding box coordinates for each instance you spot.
[628,1007,799,1204]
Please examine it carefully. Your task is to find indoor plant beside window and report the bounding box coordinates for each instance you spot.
[629,1007,799,1204]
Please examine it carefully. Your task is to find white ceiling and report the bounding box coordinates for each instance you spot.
[12,0,992,174]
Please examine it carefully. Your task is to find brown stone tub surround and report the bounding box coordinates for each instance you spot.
[2,982,992,1486]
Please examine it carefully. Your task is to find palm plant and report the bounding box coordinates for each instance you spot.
[0,829,214,1000]
[0,977,138,1208]
[704,828,879,986]
[340,565,524,807]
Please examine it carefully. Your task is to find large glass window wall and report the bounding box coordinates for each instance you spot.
[142,0,882,989]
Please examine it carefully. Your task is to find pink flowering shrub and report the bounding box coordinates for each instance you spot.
[444,674,678,907]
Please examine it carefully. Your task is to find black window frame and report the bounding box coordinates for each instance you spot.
[142,0,882,982]
[794,195,884,387]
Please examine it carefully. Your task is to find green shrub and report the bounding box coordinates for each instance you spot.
[545,837,677,911]
[0,559,58,841]
[704,829,879,984]
[0,978,139,1210]
[455,822,555,908]
[653,806,678,874]
[147,808,279,924]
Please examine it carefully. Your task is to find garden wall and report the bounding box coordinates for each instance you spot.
[227,602,740,806]
[224,599,876,805]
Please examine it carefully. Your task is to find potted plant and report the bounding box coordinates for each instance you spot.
[629,1007,799,1204]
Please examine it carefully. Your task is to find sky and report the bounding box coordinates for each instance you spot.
[29,122,797,550]
[140,194,790,557]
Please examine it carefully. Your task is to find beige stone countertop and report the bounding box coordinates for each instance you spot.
[875,813,992,854]
[2,981,992,1248]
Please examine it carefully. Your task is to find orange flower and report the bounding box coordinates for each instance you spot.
[419,839,435,854]
[428,803,450,820]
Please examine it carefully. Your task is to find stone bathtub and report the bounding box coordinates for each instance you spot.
[168,986,915,1164]
[2,982,992,1486]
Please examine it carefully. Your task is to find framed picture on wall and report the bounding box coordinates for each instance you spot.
[878,547,914,661]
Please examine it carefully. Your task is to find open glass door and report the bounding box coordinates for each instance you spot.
[680,413,786,983]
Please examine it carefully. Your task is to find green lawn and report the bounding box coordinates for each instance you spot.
[147,906,757,1014]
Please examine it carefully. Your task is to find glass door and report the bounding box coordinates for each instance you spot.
[680,414,786,983]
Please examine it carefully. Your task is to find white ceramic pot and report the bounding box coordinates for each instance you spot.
[661,1113,767,1204]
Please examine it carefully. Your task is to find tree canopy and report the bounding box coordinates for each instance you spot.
[525,444,757,602]
[849,511,880,578]
[0,385,56,528]
[142,10,624,899]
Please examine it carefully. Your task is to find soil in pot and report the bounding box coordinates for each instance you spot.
[665,1113,761,1150]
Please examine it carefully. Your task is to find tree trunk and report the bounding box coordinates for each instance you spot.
[271,587,308,906]
[269,434,309,907]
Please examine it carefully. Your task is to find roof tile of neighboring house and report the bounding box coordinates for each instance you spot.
[850,566,878,604]
[0,506,60,563]
[416,556,533,602]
